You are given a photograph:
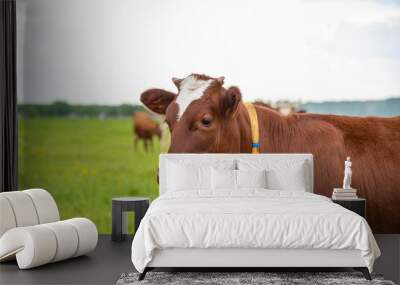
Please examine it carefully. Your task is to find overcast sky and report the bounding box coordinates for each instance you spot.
[17,0,400,105]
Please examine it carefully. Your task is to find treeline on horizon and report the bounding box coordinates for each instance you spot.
[18,101,145,118]
[17,97,400,118]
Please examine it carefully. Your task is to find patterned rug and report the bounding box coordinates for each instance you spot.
[116,271,396,285]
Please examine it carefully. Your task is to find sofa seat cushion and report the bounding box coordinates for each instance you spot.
[0,218,97,269]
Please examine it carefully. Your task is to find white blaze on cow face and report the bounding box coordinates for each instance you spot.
[175,75,213,120]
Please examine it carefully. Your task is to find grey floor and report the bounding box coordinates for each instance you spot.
[0,235,134,285]
[374,234,400,284]
[1,235,399,285]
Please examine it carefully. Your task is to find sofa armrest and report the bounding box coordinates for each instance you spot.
[0,226,57,268]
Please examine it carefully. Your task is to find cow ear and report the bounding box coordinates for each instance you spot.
[220,86,242,117]
[172,77,183,88]
[140,89,177,115]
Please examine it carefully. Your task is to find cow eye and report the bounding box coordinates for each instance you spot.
[201,116,212,127]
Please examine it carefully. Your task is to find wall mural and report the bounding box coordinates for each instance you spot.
[141,74,400,234]
[17,0,400,235]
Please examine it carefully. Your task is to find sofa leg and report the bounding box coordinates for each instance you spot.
[354,267,371,280]
[138,268,148,281]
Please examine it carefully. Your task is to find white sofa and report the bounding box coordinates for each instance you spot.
[0,189,98,269]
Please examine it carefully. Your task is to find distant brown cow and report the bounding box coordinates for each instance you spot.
[132,112,161,152]
[140,73,400,233]
[254,100,306,115]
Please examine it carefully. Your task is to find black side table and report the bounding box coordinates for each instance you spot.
[332,198,366,218]
[112,197,150,242]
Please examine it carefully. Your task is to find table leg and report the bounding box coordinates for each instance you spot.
[112,202,125,242]
[134,201,149,234]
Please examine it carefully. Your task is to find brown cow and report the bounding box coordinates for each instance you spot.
[140,74,400,233]
[254,100,306,115]
[132,112,161,152]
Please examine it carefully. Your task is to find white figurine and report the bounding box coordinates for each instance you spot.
[343,156,352,189]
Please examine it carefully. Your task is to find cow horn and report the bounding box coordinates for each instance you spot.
[172,77,183,88]
[216,76,225,85]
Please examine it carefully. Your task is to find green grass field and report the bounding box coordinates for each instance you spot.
[18,118,160,233]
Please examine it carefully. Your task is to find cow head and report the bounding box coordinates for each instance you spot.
[140,74,243,153]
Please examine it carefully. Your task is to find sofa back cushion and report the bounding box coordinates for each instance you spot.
[0,189,60,238]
